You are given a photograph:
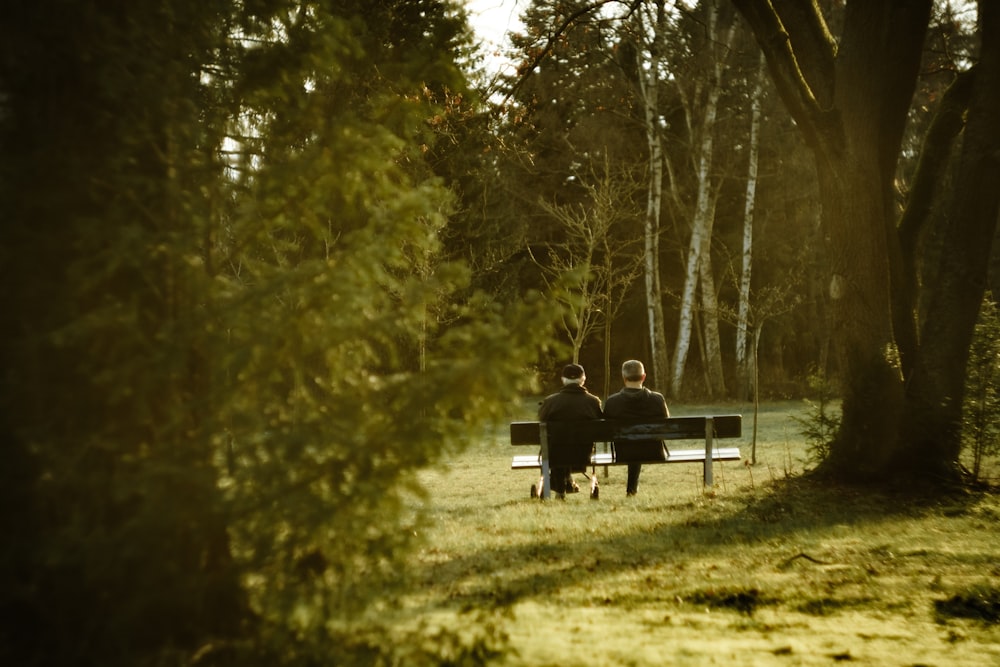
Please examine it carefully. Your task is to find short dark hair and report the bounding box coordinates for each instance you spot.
[562,363,585,380]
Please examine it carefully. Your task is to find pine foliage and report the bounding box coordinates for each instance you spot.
[0,1,551,664]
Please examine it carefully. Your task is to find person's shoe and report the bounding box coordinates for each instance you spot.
[626,490,637,497]
[567,480,580,494]
[556,491,566,500]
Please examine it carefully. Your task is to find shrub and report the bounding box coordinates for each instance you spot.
[795,369,841,469]
[962,293,1000,482]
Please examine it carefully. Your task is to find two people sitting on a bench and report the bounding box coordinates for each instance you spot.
[604,360,670,496]
[539,360,670,498]
[537,363,602,498]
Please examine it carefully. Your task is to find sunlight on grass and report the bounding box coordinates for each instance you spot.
[404,401,1000,666]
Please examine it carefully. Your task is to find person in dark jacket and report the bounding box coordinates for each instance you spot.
[603,359,669,496]
[538,363,603,498]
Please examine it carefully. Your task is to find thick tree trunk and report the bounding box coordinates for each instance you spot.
[816,161,904,478]
[734,0,932,483]
[901,2,1000,481]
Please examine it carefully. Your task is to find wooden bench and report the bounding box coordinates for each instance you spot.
[510,415,742,499]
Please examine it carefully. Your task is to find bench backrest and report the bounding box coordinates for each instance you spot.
[510,415,742,446]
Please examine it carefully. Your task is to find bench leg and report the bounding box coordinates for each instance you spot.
[540,457,551,500]
[540,424,551,500]
[704,417,714,488]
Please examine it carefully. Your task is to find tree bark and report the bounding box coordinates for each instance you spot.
[699,207,726,397]
[637,0,671,390]
[737,52,765,401]
[671,0,733,397]
[733,0,932,481]
[901,0,1000,481]
[896,69,977,376]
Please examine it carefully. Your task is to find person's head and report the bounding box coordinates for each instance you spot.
[561,363,586,386]
[621,359,645,386]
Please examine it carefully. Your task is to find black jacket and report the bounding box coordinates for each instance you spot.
[538,384,603,421]
[603,387,669,463]
[537,384,603,470]
[603,387,669,420]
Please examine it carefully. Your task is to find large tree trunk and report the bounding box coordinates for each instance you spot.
[815,161,904,477]
[901,2,1000,481]
[733,0,932,482]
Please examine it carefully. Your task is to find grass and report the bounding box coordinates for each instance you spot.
[393,399,1000,666]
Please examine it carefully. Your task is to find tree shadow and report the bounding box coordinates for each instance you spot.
[406,475,993,612]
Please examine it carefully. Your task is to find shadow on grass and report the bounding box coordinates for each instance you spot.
[408,475,996,615]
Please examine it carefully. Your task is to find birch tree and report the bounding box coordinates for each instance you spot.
[670,0,737,397]
[736,51,767,400]
[633,0,672,390]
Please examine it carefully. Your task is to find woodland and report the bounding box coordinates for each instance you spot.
[1,0,998,665]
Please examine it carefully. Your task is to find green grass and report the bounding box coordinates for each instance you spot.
[394,400,1000,666]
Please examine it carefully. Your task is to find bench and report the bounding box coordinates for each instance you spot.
[510,415,742,499]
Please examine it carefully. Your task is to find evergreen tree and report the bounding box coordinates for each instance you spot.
[0,1,553,664]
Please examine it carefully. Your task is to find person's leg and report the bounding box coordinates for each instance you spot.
[565,470,579,493]
[550,466,567,495]
[626,463,641,495]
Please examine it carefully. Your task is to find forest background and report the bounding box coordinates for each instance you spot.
[1,1,998,665]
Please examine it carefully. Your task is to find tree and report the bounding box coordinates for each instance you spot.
[491,0,825,398]
[962,294,1000,483]
[668,0,738,397]
[899,0,1000,480]
[530,159,645,370]
[733,0,1000,483]
[0,1,555,664]
[736,52,767,400]
[631,0,673,390]
[492,0,651,388]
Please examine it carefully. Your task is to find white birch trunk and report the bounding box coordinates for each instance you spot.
[637,0,670,390]
[671,1,733,396]
[699,200,725,397]
[737,52,766,400]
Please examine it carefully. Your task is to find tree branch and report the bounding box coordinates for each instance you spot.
[497,0,642,109]
[731,0,836,152]
[898,67,976,252]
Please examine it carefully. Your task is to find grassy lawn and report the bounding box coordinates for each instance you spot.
[399,400,1000,666]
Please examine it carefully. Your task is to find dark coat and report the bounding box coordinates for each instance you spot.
[538,384,603,471]
[603,387,669,463]
[538,384,603,421]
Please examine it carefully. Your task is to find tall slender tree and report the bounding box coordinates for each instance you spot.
[736,52,767,399]
[669,0,737,397]
[630,0,673,390]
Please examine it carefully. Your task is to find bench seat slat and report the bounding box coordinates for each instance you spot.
[510,415,742,446]
[510,447,741,469]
